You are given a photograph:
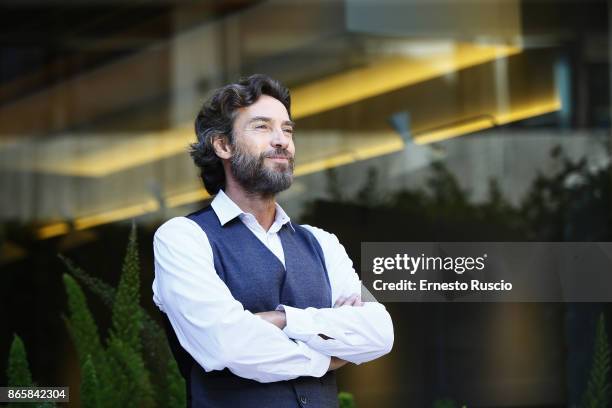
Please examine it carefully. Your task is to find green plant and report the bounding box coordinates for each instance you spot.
[7,334,34,408]
[57,252,176,404]
[7,334,32,389]
[432,398,470,408]
[582,313,611,408]
[338,391,357,408]
[433,398,457,408]
[60,222,184,408]
[80,355,100,408]
[6,334,56,408]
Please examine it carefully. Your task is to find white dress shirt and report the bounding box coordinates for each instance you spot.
[152,190,394,383]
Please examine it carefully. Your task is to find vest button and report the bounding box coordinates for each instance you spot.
[299,395,309,404]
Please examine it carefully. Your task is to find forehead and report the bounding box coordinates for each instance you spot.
[237,94,290,123]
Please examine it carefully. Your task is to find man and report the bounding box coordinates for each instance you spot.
[152,74,394,408]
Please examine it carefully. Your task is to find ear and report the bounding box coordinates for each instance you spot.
[212,134,233,160]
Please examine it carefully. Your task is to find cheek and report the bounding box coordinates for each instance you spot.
[250,134,269,150]
[238,136,263,155]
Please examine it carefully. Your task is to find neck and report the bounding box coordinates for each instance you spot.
[223,179,277,231]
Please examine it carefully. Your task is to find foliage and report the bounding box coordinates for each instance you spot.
[58,251,178,406]
[325,168,345,202]
[59,222,185,408]
[6,335,36,408]
[7,334,32,388]
[432,398,468,408]
[582,314,611,408]
[62,274,104,369]
[304,145,612,245]
[80,355,100,408]
[109,223,143,354]
[433,398,457,408]
[57,254,115,307]
[338,391,357,408]
[6,335,56,408]
[165,357,186,408]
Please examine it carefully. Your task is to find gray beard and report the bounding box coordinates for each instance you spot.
[230,143,294,197]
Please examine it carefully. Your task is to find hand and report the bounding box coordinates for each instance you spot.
[328,357,348,371]
[334,293,364,308]
[255,310,286,329]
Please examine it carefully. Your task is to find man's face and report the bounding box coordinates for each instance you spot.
[229,94,296,195]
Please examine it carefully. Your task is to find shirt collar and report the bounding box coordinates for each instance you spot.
[211,189,295,232]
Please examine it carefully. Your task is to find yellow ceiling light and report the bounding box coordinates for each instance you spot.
[291,42,521,118]
[413,97,561,145]
[495,99,562,125]
[165,189,210,208]
[61,125,193,177]
[37,191,215,239]
[37,223,71,239]
[294,135,405,177]
[75,199,160,230]
[344,97,561,149]
[413,117,495,145]
[37,199,160,239]
[6,125,194,178]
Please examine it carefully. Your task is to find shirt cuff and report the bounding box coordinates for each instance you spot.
[276,304,319,342]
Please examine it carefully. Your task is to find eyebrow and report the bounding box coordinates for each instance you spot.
[248,116,295,128]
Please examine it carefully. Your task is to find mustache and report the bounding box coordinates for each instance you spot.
[263,148,293,160]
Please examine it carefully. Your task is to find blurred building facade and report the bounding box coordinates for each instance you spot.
[1,1,611,407]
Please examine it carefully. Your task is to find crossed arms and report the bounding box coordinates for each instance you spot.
[256,293,369,371]
[152,217,394,383]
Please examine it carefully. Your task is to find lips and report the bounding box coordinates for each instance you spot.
[265,152,293,160]
[264,149,294,166]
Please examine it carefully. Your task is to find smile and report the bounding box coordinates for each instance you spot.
[267,157,290,162]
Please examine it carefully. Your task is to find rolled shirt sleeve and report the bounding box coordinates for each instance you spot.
[152,217,331,383]
[277,225,394,364]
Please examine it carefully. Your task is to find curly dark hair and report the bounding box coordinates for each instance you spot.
[190,74,291,195]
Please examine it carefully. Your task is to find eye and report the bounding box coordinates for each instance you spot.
[255,123,269,130]
[283,128,294,135]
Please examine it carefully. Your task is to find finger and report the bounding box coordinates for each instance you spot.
[334,296,347,307]
[255,312,269,321]
[346,294,360,306]
[352,295,364,306]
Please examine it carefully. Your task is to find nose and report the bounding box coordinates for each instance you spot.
[271,126,290,149]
